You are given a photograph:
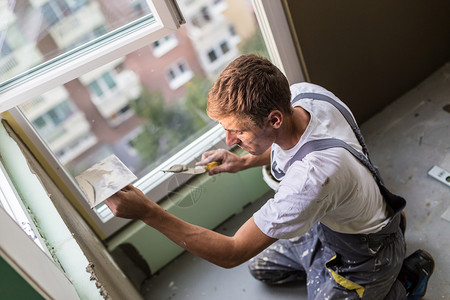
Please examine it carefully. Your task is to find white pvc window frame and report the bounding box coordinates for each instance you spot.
[1,0,305,238]
[0,164,47,253]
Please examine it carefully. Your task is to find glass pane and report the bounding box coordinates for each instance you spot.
[0,0,152,85]
[16,0,269,221]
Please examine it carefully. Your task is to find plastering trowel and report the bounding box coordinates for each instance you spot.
[163,161,220,174]
[75,154,137,208]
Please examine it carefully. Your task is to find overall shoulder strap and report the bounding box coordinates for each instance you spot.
[290,138,379,183]
[292,92,370,157]
[289,138,406,214]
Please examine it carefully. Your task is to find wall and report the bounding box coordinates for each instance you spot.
[0,256,44,300]
[284,0,450,123]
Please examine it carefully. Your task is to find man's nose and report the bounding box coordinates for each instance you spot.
[225,131,239,146]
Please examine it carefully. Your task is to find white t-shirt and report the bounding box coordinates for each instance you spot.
[253,83,389,239]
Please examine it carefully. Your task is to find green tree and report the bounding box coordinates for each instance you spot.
[130,87,206,167]
[129,89,166,164]
[239,28,269,58]
[184,75,213,130]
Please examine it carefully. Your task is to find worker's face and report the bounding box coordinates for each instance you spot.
[219,115,275,155]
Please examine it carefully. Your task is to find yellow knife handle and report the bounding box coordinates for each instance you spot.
[205,161,220,171]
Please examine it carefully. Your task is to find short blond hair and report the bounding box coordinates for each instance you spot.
[207,54,292,128]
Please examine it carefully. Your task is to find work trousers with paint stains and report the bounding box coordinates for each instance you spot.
[248,214,406,299]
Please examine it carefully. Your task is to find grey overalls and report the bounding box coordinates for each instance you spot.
[249,93,407,299]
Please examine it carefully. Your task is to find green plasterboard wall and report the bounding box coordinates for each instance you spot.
[106,165,270,274]
[0,256,45,300]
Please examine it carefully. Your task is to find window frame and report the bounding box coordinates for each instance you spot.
[0,164,48,254]
[1,0,305,239]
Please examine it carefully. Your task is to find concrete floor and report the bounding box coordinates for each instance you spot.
[142,62,450,300]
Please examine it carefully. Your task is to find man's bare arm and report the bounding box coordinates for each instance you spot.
[105,185,276,268]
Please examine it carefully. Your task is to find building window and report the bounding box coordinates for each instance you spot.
[151,34,178,58]
[87,70,120,103]
[220,41,230,54]
[191,6,212,28]
[229,24,236,36]
[88,81,103,97]
[206,40,232,65]
[42,2,63,26]
[201,7,211,22]
[166,60,193,90]
[207,49,218,62]
[102,72,117,89]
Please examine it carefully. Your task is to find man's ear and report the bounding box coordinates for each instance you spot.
[267,110,283,129]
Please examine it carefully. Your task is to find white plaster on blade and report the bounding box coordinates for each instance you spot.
[75,155,137,208]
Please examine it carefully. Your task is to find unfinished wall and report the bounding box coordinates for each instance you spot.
[284,0,450,123]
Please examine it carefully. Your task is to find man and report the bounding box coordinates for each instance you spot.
[105,54,433,299]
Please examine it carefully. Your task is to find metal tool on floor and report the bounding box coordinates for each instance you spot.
[428,165,450,188]
[163,161,220,174]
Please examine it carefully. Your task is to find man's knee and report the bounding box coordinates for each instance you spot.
[248,257,304,285]
[248,257,274,282]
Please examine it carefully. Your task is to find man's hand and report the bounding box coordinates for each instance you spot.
[197,148,271,175]
[197,149,246,175]
[104,185,156,222]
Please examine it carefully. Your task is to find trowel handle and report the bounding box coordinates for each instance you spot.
[205,161,220,171]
